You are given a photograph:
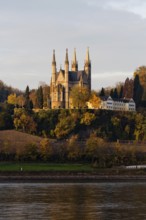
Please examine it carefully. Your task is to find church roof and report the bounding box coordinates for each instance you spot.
[55,69,88,84]
[69,71,88,83]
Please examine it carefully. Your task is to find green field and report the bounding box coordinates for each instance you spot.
[0,163,94,172]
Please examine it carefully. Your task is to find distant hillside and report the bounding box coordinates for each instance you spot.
[0,130,43,153]
[0,80,22,103]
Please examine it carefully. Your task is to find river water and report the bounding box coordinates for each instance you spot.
[0,181,146,220]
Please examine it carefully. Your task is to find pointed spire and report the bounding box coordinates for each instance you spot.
[52,49,56,65]
[85,47,90,63]
[65,48,69,64]
[73,48,77,64]
[72,48,78,71]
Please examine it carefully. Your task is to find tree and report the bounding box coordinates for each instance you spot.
[134,66,146,102]
[7,93,17,106]
[80,112,96,126]
[55,115,76,139]
[99,87,105,96]
[23,143,38,161]
[134,113,146,141]
[110,89,114,98]
[88,92,101,109]
[37,86,43,109]
[133,75,143,107]
[86,134,107,167]
[24,86,32,110]
[17,95,25,108]
[70,86,90,108]
[39,138,54,161]
[42,84,50,108]
[123,78,134,99]
[29,90,37,108]
[13,108,36,133]
[0,112,13,130]
[113,88,118,99]
[67,135,81,161]
[119,85,123,98]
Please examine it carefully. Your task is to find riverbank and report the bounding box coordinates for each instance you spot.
[0,163,146,182]
[0,170,146,182]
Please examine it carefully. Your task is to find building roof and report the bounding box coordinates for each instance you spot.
[55,69,88,84]
[100,96,135,103]
[69,71,88,82]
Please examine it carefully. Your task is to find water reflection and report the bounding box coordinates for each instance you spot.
[0,182,146,220]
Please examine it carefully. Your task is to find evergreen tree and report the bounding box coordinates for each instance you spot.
[99,87,105,96]
[113,88,118,99]
[37,86,43,109]
[119,86,123,98]
[133,75,143,107]
[110,89,114,98]
[24,86,33,110]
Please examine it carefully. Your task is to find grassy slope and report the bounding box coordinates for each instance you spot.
[0,130,43,153]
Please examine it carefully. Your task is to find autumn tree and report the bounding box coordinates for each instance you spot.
[67,135,81,161]
[39,138,54,161]
[54,112,76,139]
[88,92,101,109]
[23,143,38,161]
[7,93,17,106]
[14,108,36,133]
[134,113,146,141]
[80,112,96,126]
[70,86,90,108]
[29,90,37,108]
[123,78,134,99]
[17,95,25,108]
[86,134,107,167]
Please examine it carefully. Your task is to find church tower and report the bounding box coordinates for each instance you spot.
[50,48,91,109]
[71,48,78,72]
[65,49,69,109]
[84,47,91,90]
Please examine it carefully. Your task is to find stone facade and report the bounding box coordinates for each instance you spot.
[50,49,91,109]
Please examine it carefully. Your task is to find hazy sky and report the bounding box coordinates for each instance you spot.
[0,0,146,91]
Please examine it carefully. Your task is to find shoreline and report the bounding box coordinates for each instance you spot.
[1,172,146,182]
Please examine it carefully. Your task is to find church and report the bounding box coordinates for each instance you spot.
[50,48,91,109]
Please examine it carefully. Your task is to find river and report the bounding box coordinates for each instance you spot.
[0,181,146,220]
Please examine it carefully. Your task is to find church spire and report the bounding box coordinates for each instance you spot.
[52,49,56,65]
[52,49,56,85]
[73,48,77,63]
[65,48,69,64]
[84,47,91,90]
[71,48,78,71]
[85,47,90,63]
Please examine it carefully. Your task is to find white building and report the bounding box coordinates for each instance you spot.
[100,96,136,112]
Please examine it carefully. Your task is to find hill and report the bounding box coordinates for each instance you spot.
[0,130,43,153]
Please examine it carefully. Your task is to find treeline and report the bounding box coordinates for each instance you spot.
[7,84,50,109]
[0,135,146,168]
[0,80,22,103]
[1,104,146,142]
[99,66,146,108]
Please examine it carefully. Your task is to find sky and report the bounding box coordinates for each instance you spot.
[0,0,146,91]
